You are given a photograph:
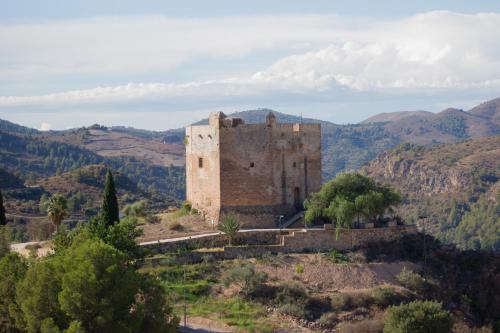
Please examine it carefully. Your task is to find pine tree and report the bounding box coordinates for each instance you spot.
[0,190,6,226]
[102,169,119,227]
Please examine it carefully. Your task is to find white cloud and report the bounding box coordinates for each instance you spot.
[1,11,500,109]
[0,15,342,78]
[39,122,52,131]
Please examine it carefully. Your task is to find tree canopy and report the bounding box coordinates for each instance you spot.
[101,170,119,227]
[0,217,177,333]
[304,173,401,228]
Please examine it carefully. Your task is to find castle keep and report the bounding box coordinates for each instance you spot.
[185,112,321,228]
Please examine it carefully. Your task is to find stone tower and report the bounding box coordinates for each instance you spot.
[185,111,321,228]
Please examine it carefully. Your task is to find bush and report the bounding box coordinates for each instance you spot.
[318,312,338,327]
[371,286,400,308]
[295,263,304,274]
[168,221,184,231]
[325,249,349,263]
[396,268,425,290]
[181,201,192,214]
[278,303,309,320]
[275,282,308,306]
[396,268,436,296]
[222,264,267,298]
[384,300,452,333]
[331,292,373,311]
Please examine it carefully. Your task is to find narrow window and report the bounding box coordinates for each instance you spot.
[250,162,255,168]
[293,162,297,168]
[198,157,203,168]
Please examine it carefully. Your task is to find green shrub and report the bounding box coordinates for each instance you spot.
[222,264,267,298]
[384,300,452,333]
[371,286,400,308]
[275,282,308,306]
[396,268,437,296]
[278,303,309,320]
[318,312,338,327]
[396,268,425,291]
[325,249,349,263]
[181,201,192,214]
[295,263,304,274]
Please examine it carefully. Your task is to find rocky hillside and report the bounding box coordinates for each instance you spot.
[362,136,500,251]
[37,125,184,167]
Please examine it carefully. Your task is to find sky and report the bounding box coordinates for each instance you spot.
[1,1,500,131]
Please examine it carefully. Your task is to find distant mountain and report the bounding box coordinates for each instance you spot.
[468,97,500,127]
[362,136,500,251]
[192,108,333,125]
[0,119,38,135]
[361,111,434,124]
[362,101,500,146]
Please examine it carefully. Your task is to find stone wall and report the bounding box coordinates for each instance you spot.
[282,225,418,252]
[141,225,418,258]
[185,120,221,224]
[142,230,285,254]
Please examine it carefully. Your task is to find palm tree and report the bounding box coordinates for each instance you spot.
[47,194,68,233]
[218,214,240,246]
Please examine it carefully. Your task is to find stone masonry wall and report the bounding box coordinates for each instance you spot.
[141,225,418,258]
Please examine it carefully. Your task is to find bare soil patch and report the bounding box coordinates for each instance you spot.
[255,254,418,292]
[139,212,213,242]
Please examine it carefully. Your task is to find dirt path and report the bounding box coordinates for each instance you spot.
[178,317,233,333]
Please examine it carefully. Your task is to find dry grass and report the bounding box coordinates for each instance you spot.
[139,210,213,242]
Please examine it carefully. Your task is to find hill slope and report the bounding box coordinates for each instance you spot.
[362,136,500,251]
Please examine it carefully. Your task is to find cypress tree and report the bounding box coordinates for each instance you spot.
[0,190,6,226]
[101,169,119,227]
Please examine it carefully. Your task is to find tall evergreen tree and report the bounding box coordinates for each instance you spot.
[0,190,6,226]
[102,169,119,227]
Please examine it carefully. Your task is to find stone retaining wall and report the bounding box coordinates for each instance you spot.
[142,230,285,254]
[141,225,418,260]
[282,225,418,252]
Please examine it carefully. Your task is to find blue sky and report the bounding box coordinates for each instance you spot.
[1,1,500,130]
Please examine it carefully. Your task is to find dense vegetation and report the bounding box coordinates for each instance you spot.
[384,300,452,333]
[449,194,500,251]
[305,173,402,228]
[321,124,401,179]
[0,172,179,333]
[364,137,500,252]
[0,131,185,213]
